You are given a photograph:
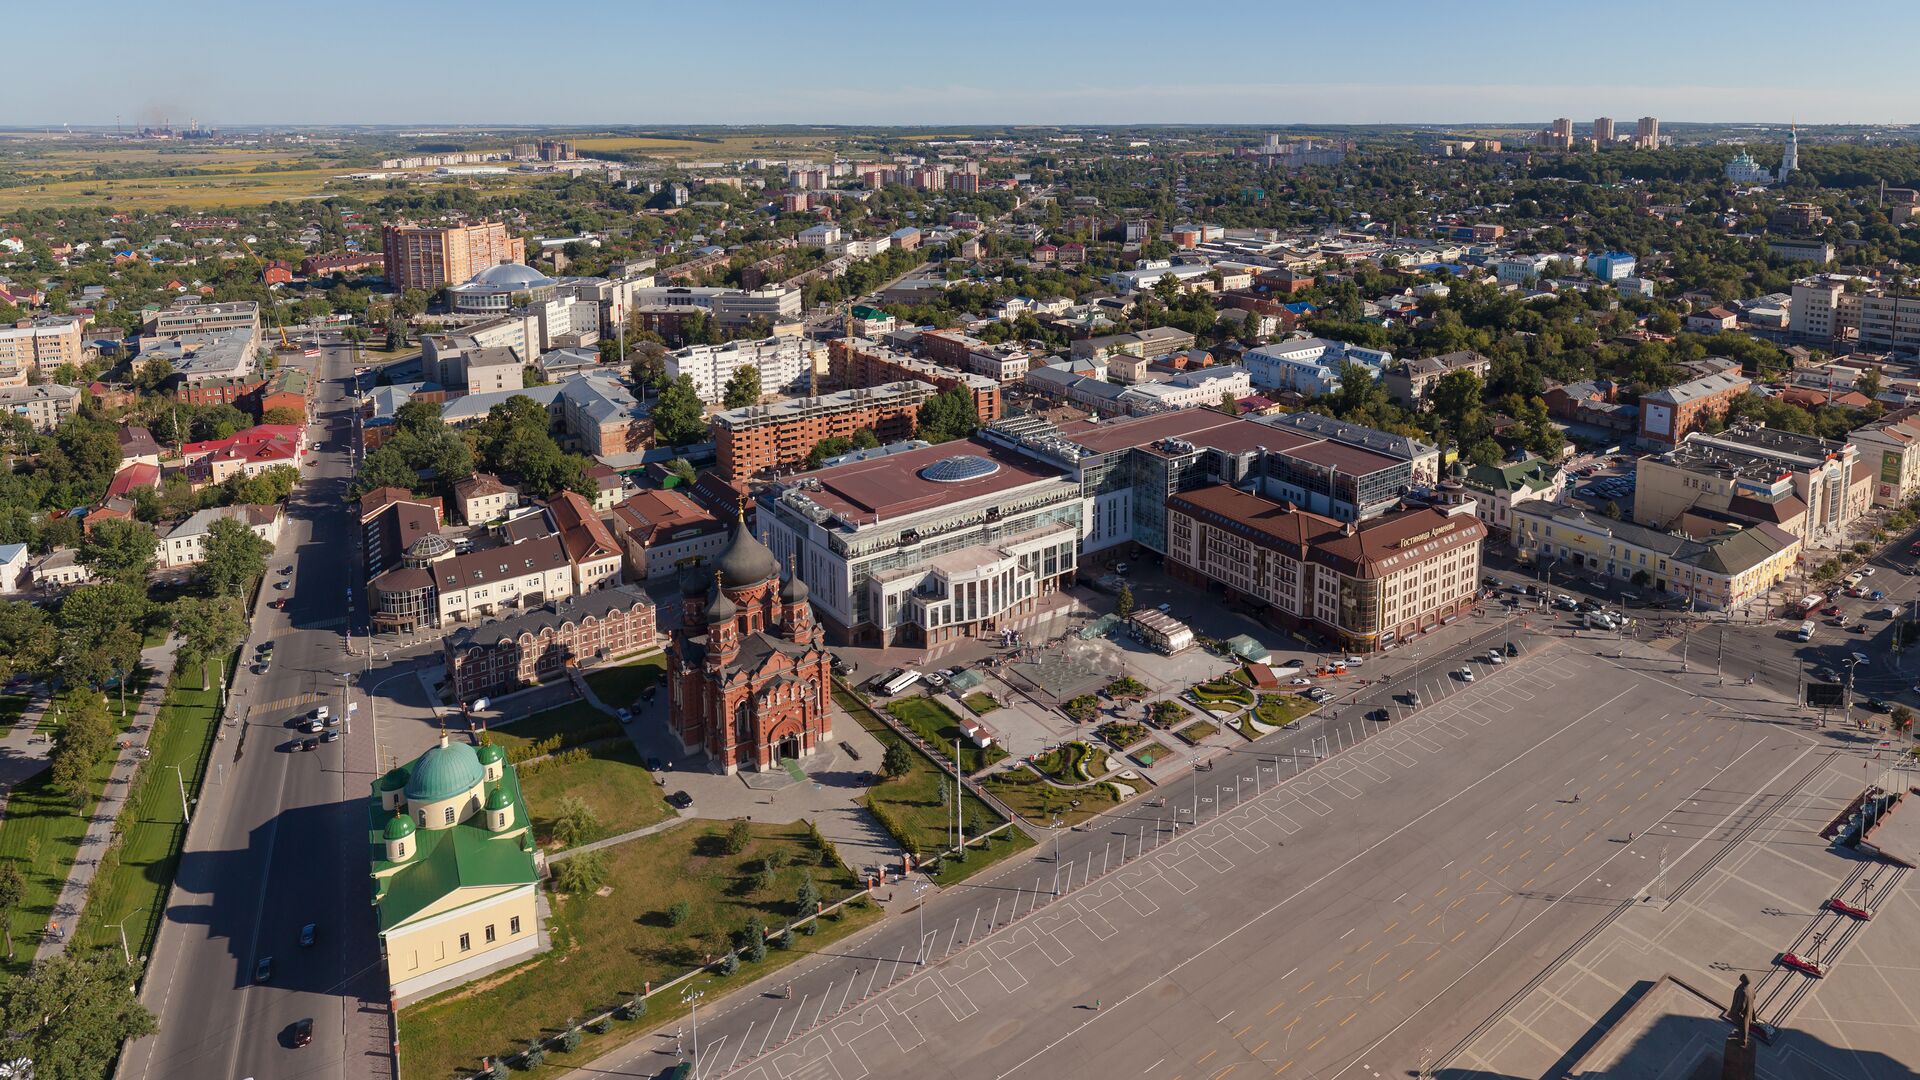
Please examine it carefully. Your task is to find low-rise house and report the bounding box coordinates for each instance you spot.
[156,505,282,568]
[117,425,163,467]
[549,491,623,594]
[0,543,27,592]
[610,488,727,580]
[1382,351,1492,409]
[181,423,303,483]
[1460,458,1567,536]
[31,548,93,590]
[452,472,518,526]
[585,464,626,512]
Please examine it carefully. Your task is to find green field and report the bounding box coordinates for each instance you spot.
[980,769,1121,828]
[482,700,622,759]
[582,652,665,710]
[397,820,879,1080]
[71,660,229,963]
[520,740,673,849]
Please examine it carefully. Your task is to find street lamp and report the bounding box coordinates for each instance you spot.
[680,988,705,1076]
[914,880,930,964]
[163,765,190,825]
[104,908,148,966]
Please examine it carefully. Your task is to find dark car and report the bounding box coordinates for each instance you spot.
[1865,698,1892,713]
[666,790,693,810]
[254,956,274,983]
[273,580,291,591]
[645,756,664,771]
[251,662,269,675]
[279,565,294,576]
[289,1017,313,1048]
[319,730,341,743]
[299,923,316,946]
[300,737,318,751]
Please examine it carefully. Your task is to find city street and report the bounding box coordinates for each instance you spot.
[118,340,393,1080]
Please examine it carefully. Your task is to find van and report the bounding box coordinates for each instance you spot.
[877,669,923,696]
[1795,620,1815,642]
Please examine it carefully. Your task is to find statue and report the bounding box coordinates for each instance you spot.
[1722,973,1757,1080]
[1727,974,1752,1043]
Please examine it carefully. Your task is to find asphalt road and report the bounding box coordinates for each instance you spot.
[119,342,388,1080]
[564,634,1813,1080]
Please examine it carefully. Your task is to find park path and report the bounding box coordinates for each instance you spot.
[0,682,56,817]
[35,633,181,963]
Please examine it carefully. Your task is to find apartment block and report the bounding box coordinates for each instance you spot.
[712,380,937,481]
[828,337,1002,424]
[381,221,526,291]
[667,335,812,403]
[0,316,88,385]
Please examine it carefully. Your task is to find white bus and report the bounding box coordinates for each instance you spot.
[1795,620,1816,642]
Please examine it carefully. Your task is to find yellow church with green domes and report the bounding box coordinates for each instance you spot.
[368,733,547,1003]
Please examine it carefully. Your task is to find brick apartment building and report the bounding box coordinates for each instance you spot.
[443,584,656,703]
[827,337,1002,423]
[381,221,526,291]
[1637,370,1752,450]
[712,380,937,481]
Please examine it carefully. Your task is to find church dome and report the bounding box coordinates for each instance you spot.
[780,571,809,605]
[715,520,780,588]
[383,813,416,840]
[705,582,738,624]
[680,566,710,596]
[404,737,485,803]
[484,786,514,811]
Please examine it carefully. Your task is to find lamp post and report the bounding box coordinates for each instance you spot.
[104,908,147,965]
[681,988,704,1076]
[163,765,189,825]
[914,880,930,964]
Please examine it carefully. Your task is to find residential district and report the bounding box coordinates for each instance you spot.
[0,120,1916,1080]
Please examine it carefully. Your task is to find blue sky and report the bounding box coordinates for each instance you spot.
[13,1,1916,127]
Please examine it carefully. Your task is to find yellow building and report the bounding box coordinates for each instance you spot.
[369,734,546,1004]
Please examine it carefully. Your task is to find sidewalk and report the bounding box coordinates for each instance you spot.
[35,633,181,962]
[0,683,55,817]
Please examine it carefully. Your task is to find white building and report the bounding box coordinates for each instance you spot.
[1119,365,1252,410]
[797,224,842,248]
[666,334,812,404]
[156,505,282,569]
[1493,254,1556,284]
[1243,338,1391,395]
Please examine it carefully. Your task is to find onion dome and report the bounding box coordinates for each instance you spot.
[403,735,484,803]
[383,813,416,840]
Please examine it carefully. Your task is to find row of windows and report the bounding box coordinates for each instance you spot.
[457,916,523,954]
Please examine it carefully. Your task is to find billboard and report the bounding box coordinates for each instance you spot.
[1805,682,1846,708]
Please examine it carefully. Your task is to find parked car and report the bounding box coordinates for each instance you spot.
[312,706,329,722]
[616,707,633,724]
[300,738,318,751]
[1457,668,1475,682]
[273,580,291,591]
[319,730,340,744]
[301,719,323,734]
[1486,651,1505,665]
[666,791,693,810]
[289,1017,314,1048]
[299,923,316,947]
[254,956,274,983]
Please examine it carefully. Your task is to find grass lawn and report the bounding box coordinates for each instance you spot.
[834,686,1029,884]
[0,681,150,974]
[582,652,666,710]
[1095,721,1150,750]
[961,691,1000,715]
[397,821,880,1080]
[885,695,1007,774]
[1031,741,1109,785]
[1175,720,1220,745]
[0,693,29,732]
[980,769,1120,828]
[1128,742,1171,768]
[1149,699,1191,729]
[1190,678,1254,708]
[1254,694,1316,728]
[483,700,623,758]
[520,740,673,849]
[71,660,229,963]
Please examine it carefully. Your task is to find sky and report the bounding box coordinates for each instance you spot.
[11,0,1918,128]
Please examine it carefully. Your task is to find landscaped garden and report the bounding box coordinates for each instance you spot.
[1063,694,1099,723]
[520,739,674,849]
[980,768,1122,828]
[1174,720,1220,744]
[397,820,880,1080]
[885,695,1008,773]
[1128,743,1169,767]
[1031,740,1109,784]
[1095,721,1150,750]
[834,685,1031,883]
[1188,672,1255,710]
[1102,675,1149,699]
[1255,694,1316,728]
[1149,699,1191,729]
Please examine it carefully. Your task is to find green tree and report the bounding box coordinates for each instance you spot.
[0,949,157,1078]
[77,519,157,586]
[553,851,608,894]
[0,600,56,684]
[667,900,691,927]
[652,374,707,447]
[724,818,752,855]
[794,877,820,916]
[199,516,272,597]
[0,862,22,959]
[882,740,913,779]
[49,694,114,798]
[171,595,246,690]
[1114,582,1134,619]
[1857,367,1883,402]
[722,365,763,409]
[851,427,881,450]
[260,406,305,426]
[804,436,853,471]
[1216,390,1239,415]
[550,796,601,849]
[665,457,698,487]
[916,385,980,443]
[57,582,146,689]
[352,445,417,496]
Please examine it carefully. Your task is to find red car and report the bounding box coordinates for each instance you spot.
[1822,605,1843,616]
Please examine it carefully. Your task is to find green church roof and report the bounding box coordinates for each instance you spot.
[404,737,485,803]
[368,746,536,933]
[383,813,416,840]
[485,786,513,811]
[476,742,506,765]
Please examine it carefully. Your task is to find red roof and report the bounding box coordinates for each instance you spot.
[105,462,161,499]
[181,424,303,461]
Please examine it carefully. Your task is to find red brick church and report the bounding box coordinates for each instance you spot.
[666,515,834,774]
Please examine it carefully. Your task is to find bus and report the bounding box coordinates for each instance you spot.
[1796,620,1816,642]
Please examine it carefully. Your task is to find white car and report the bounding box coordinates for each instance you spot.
[1288,677,1312,686]
[1486,651,1505,665]
[1860,567,1876,577]
[1343,656,1364,667]
[1458,668,1475,683]
[311,706,329,722]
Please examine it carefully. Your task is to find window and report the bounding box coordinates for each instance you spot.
[458,933,471,953]
[443,806,456,825]
[510,916,522,936]
[485,924,496,943]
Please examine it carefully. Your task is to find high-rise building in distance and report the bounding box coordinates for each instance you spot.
[381,221,526,291]
[1636,116,1660,148]
[1593,117,1615,145]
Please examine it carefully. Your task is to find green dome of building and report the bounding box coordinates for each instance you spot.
[383,813,416,840]
[476,742,506,766]
[379,766,411,791]
[404,737,485,803]
[484,786,513,811]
